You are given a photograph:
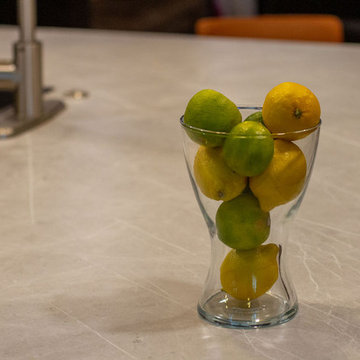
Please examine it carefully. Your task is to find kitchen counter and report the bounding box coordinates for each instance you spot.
[0,26,359,359]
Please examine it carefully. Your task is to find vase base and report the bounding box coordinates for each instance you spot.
[198,291,298,329]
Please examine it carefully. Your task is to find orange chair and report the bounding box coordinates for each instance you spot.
[195,14,344,42]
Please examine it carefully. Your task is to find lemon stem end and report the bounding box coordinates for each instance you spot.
[294,108,302,119]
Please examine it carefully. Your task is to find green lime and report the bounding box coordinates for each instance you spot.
[183,89,242,147]
[215,192,270,250]
[244,111,264,124]
[223,121,274,177]
[193,146,247,201]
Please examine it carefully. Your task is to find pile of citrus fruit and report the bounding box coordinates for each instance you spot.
[183,82,321,301]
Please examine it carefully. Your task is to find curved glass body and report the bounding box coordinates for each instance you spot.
[180,107,321,328]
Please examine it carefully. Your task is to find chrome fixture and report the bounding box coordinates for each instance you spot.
[0,0,65,138]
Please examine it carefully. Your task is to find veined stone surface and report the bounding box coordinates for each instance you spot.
[0,26,359,360]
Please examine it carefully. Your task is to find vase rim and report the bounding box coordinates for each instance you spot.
[180,106,321,139]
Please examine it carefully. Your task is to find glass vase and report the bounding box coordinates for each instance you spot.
[180,106,321,328]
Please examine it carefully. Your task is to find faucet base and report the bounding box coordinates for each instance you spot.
[0,99,65,138]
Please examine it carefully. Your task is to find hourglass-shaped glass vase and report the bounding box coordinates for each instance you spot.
[180,106,321,328]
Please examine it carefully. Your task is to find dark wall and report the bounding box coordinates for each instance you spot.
[0,0,17,25]
[0,0,91,28]
[259,0,360,42]
[259,0,358,18]
[1,1,359,41]
[90,0,211,33]
[0,0,211,33]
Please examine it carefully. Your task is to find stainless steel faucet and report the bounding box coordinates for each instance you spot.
[0,0,64,138]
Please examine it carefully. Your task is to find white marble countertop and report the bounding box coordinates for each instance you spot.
[0,26,359,359]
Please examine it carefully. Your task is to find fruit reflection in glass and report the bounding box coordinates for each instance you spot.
[180,85,321,328]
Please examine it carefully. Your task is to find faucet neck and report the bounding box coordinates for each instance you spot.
[18,0,37,42]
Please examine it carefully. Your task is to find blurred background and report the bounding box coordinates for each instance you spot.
[0,0,359,42]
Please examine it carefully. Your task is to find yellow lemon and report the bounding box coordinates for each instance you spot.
[262,82,320,139]
[220,244,279,301]
[249,139,307,212]
[194,146,247,201]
